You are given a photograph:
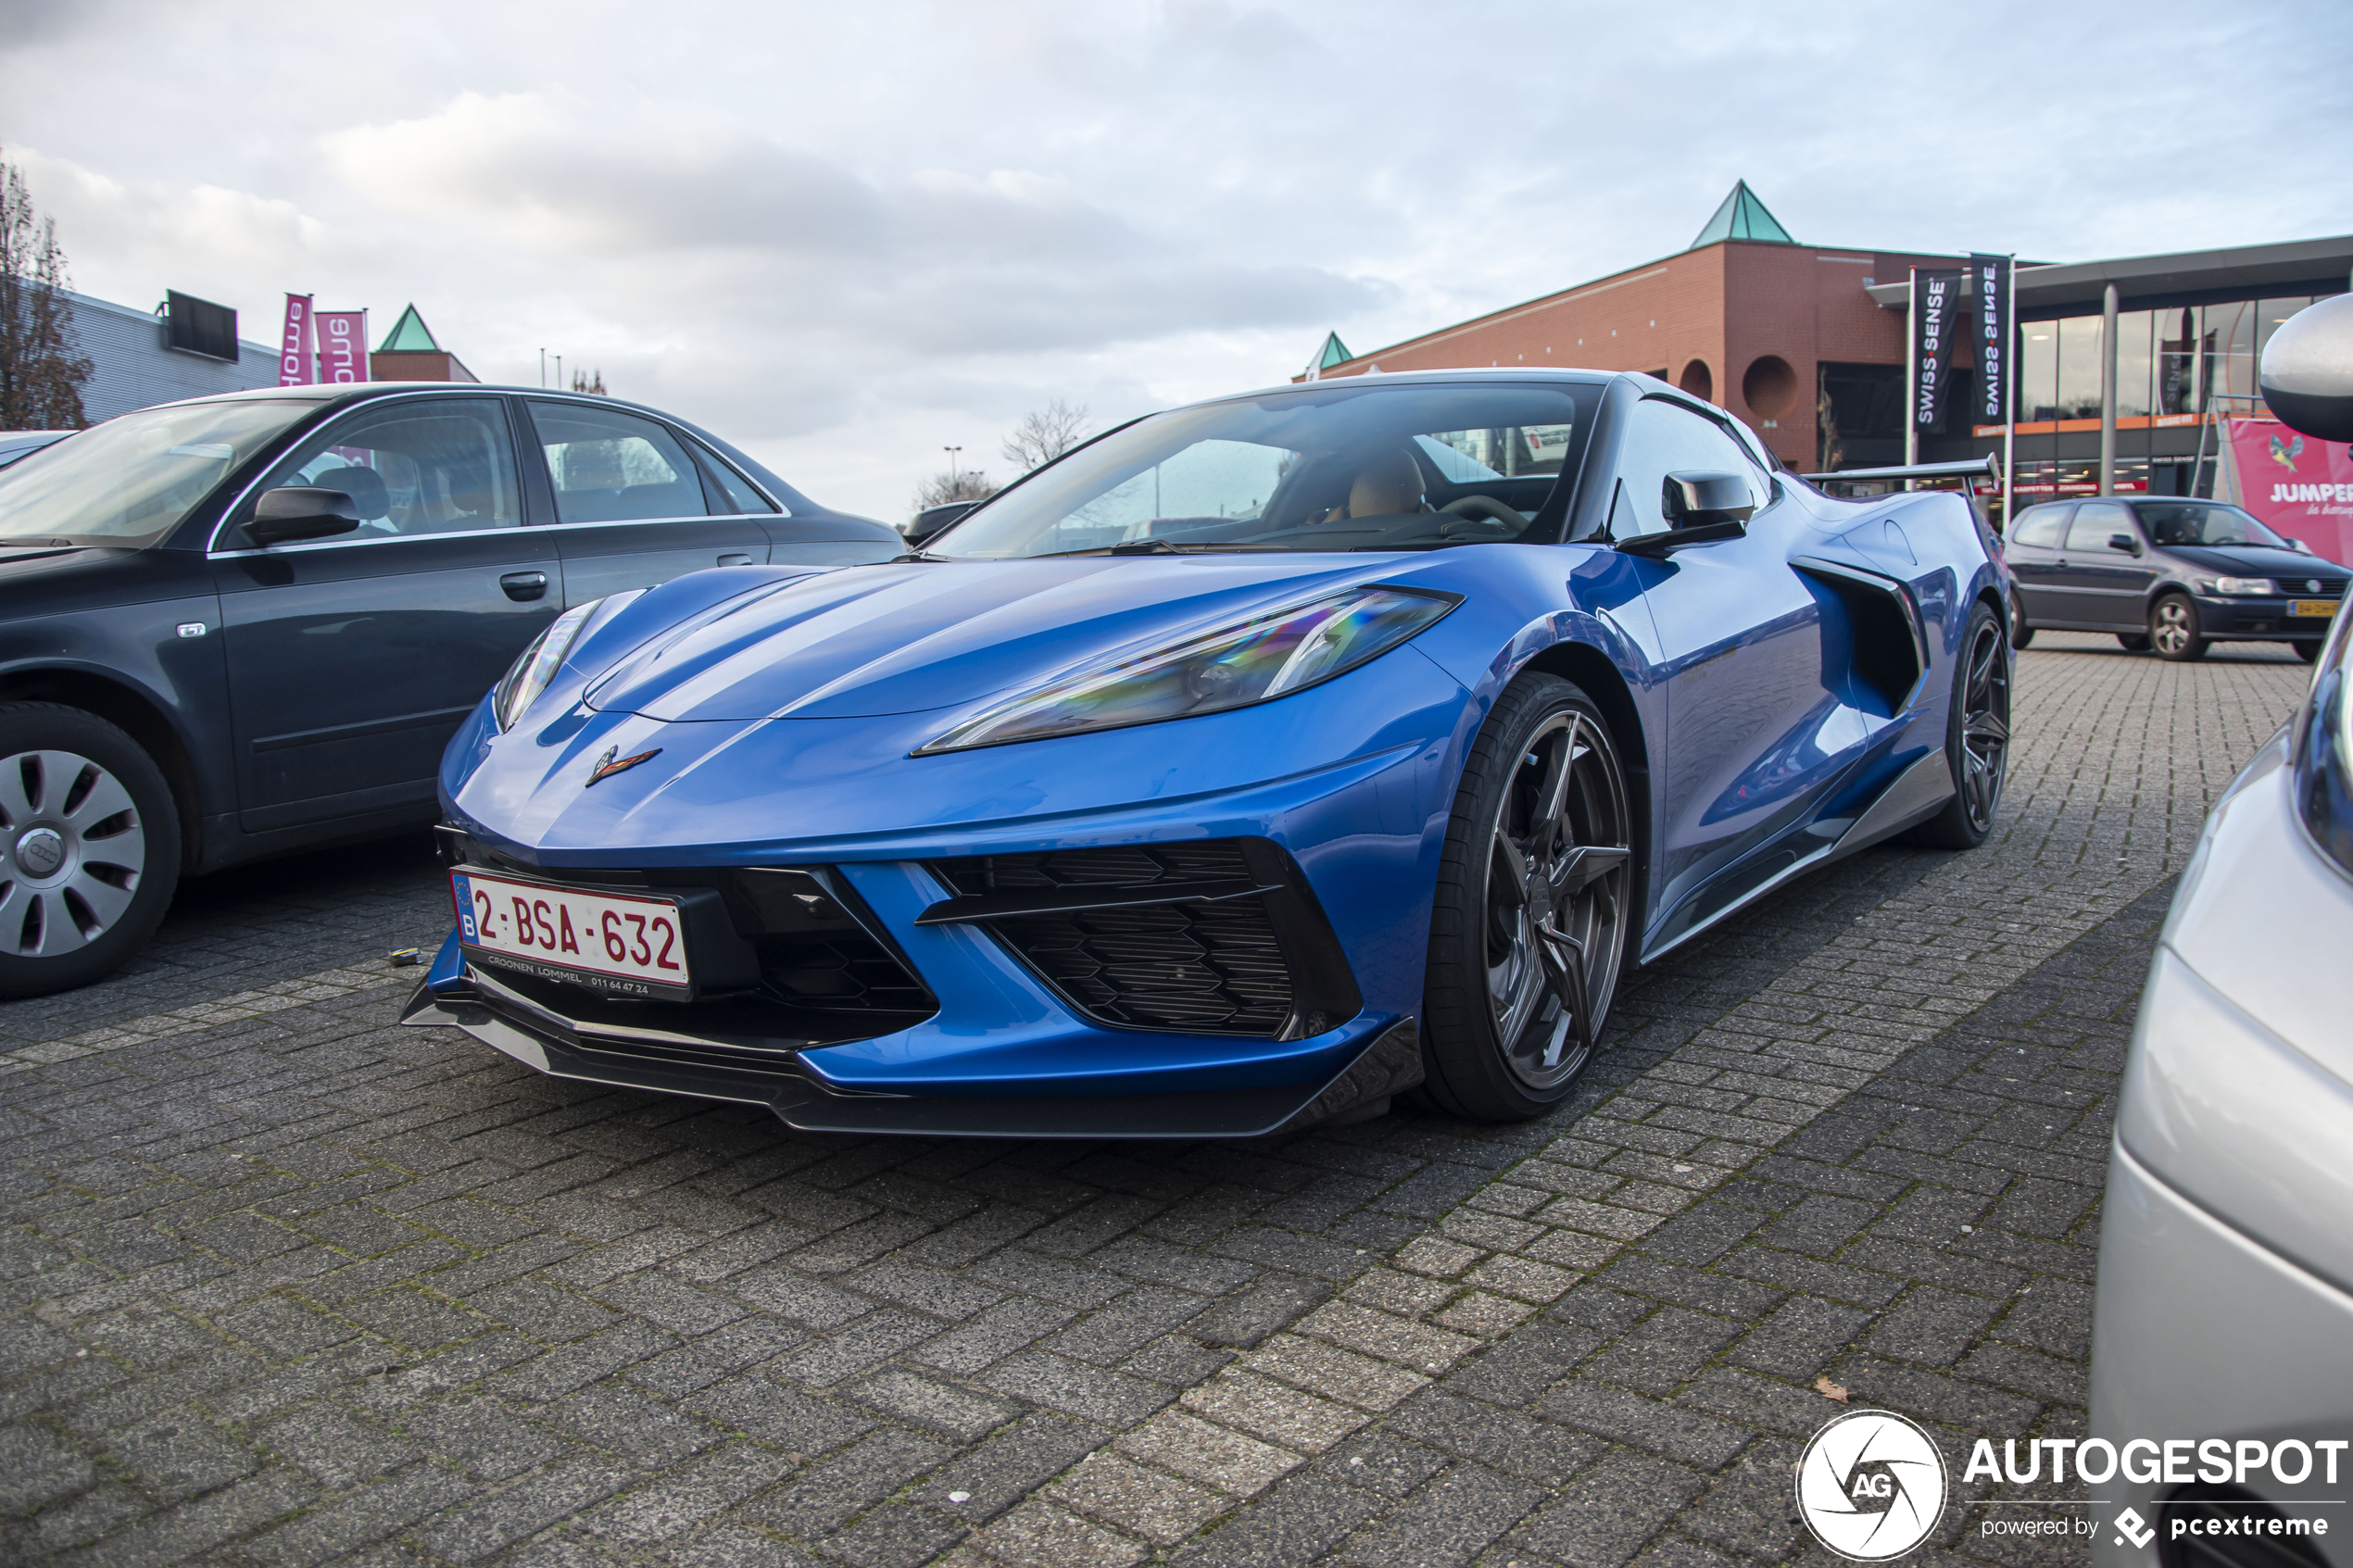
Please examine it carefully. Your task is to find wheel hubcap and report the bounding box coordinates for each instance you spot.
[0,750,145,957]
[2154,601,2192,655]
[1481,711,1631,1090]
[1958,621,2011,833]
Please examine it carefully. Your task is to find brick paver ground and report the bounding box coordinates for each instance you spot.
[0,633,2315,1567]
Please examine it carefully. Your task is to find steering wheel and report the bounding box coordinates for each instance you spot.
[1439,494,1529,535]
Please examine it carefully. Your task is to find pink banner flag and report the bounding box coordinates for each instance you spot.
[2228,415,2353,566]
[315,309,369,384]
[277,294,314,386]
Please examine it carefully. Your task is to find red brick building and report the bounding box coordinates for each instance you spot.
[1300,183,1974,474]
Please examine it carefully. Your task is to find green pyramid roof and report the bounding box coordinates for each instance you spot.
[377,304,441,353]
[1315,332,1353,370]
[1689,182,1794,249]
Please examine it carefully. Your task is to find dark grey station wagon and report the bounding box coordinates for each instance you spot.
[2005,496,2349,662]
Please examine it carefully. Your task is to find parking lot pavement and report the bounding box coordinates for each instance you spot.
[0,633,2316,1568]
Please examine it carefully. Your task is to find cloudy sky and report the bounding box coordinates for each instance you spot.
[5,0,2349,520]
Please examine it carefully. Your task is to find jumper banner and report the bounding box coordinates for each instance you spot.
[1914,269,1964,429]
[2227,415,2353,566]
[1972,254,2009,426]
[315,310,369,383]
[276,294,314,386]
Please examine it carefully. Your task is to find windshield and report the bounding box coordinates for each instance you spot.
[938,382,1596,558]
[2138,501,2289,549]
[0,399,317,547]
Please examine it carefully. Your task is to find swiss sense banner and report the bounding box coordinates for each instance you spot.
[2229,415,2353,565]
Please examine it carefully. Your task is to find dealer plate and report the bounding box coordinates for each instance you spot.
[2291,599,2337,621]
[451,869,691,996]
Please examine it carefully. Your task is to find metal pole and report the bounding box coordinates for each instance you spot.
[1905,268,1919,489]
[539,348,546,388]
[2002,257,2016,529]
[2098,281,2119,496]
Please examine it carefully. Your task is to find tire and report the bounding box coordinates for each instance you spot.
[2117,633,2151,652]
[2294,640,2323,664]
[2009,596,2033,649]
[1420,673,1635,1121]
[0,704,181,998]
[2149,594,2208,662]
[1906,602,2011,851]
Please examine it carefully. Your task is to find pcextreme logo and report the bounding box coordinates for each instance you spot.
[1795,1410,1949,1561]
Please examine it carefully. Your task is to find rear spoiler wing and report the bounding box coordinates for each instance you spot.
[1797,456,2002,486]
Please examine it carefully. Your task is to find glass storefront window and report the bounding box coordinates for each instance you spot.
[2020,322,2059,420]
[2115,310,2154,420]
[2256,297,2313,365]
[2058,315,2105,420]
[2203,300,2258,406]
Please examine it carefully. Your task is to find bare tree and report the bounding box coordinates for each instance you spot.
[911,469,995,521]
[1000,398,1089,473]
[0,151,91,430]
[570,367,607,395]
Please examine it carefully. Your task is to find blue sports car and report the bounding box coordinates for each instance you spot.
[405,370,2012,1137]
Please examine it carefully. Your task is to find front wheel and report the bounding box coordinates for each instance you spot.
[0,704,182,998]
[1907,602,2011,851]
[2150,594,2208,662]
[2117,633,2151,652]
[2294,640,2323,664]
[2010,597,2034,649]
[1420,674,1635,1122]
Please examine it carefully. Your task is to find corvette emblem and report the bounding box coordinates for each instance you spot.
[585,746,661,786]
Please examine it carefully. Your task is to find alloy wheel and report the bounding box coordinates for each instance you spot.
[1957,618,2011,834]
[2151,596,2198,659]
[1480,709,1631,1090]
[0,749,146,956]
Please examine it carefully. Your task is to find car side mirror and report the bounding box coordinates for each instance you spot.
[2290,536,2314,554]
[247,487,362,546]
[1663,471,1756,529]
[905,500,978,548]
[2261,293,2353,441]
[2108,533,2142,556]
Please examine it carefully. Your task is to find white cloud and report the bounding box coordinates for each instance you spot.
[3,0,2350,520]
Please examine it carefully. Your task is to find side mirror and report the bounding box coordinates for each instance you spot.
[2260,294,2353,441]
[2108,533,2142,556]
[247,487,362,546]
[905,500,978,548]
[1663,471,1757,529]
[2290,536,2314,554]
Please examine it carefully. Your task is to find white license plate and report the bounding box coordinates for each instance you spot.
[451,869,691,996]
[2291,599,2337,620]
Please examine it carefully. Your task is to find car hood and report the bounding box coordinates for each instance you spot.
[583,555,1394,721]
[2164,544,2350,580]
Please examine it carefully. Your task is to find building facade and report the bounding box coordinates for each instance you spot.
[1302,186,2352,520]
[57,288,279,424]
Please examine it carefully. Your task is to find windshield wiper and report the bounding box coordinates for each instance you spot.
[886,549,956,564]
[1030,540,1292,558]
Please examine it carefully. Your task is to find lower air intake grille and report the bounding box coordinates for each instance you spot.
[932,839,1360,1039]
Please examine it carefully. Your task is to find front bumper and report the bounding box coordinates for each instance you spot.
[2192,594,2341,639]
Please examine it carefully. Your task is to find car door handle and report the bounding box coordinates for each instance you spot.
[717,552,755,568]
[500,571,549,602]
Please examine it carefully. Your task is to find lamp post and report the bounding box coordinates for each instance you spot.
[945,446,963,488]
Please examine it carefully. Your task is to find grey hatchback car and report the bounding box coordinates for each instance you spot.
[2006,496,2349,661]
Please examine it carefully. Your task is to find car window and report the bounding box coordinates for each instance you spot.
[934,381,1598,558]
[529,401,711,524]
[1609,397,1768,539]
[2136,501,2289,549]
[694,445,779,515]
[2007,507,2067,548]
[255,398,522,538]
[0,399,318,548]
[2066,502,2135,554]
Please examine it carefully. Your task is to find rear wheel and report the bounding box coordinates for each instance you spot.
[0,704,181,998]
[1907,602,2010,851]
[2009,597,2033,649]
[2150,594,2208,662]
[1421,674,1634,1121]
[2117,633,2151,652]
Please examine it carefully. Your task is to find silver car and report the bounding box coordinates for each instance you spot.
[2093,293,2353,1563]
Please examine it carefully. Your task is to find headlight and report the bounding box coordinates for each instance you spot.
[2208,576,2274,596]
[916,585,1457,754]
[493,592,640,731]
